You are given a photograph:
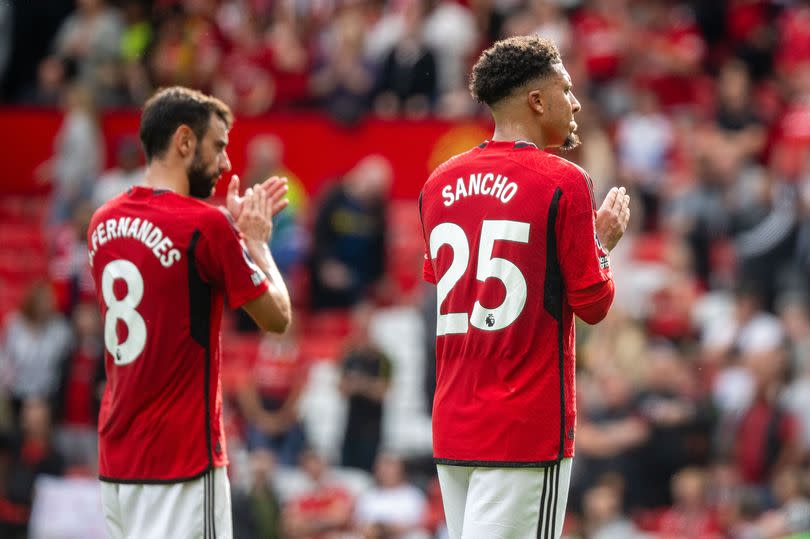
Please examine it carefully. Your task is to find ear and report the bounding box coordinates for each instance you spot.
[528,89,544,115]
[173,125,196,159]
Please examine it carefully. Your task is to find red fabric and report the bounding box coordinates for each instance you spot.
[267,48,312,109]
[89,187,269,481]
[735,400,799,484]
[251,341,307,403]
[49,225,96,314]
[290,486,352,514]
[777,6,810,71]
[727,0,769,44]
[288,485,353,539]
[423,478,446,532]
[20,440,47,467]
[420,142,612,463]
[222,50,271,93]
[568,280,614,325]
[63,347,98,426]
[0,109,492,199]
[0,497,29,525]
[771,101,810,177]
[654,507,723,539]
[647,288,693,340]
[636,22,706,109]
[775,102,810,143]
[572,10,625,81]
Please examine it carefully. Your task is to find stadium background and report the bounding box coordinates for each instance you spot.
[1,0,810,537]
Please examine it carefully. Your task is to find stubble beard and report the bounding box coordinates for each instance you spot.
[559,131,581,151]
[187,148,219,199]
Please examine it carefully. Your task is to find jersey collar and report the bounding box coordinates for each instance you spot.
[478,140,539,150]
[128,186,173,197]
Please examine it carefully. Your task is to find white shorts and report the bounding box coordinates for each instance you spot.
[100,466,232,539]
[437,459,572,539]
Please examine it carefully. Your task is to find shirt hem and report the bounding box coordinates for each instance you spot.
[434,457,570,468]
[98,465,215,484]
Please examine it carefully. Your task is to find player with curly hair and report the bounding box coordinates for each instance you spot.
[419,36,631,539]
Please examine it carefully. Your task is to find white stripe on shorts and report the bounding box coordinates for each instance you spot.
[437,458,573,539]
[539,462,559,539]
[101,466,233,539]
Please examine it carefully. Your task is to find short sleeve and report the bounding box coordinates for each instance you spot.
[196,209,270,310]
[557,171,612,294]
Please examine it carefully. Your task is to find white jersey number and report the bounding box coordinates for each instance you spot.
[429,220,530,336]
[101,260,147,365]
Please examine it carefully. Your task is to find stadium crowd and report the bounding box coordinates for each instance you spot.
[1,0,810,537]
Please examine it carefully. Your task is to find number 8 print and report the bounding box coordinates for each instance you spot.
[102,260,147,365]
[429,220,530,336]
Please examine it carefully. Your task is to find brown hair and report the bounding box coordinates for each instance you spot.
[139,86,234,162]
[19,280,54,323]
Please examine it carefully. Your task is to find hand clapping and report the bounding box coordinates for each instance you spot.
[595,186,630,252]
[226,174,289,243]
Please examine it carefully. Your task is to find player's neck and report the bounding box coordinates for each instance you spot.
[491,121,544,149]
[143,160,190,196]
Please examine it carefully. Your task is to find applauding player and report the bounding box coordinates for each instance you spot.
[419,37,630,539]
[88,87,291,539]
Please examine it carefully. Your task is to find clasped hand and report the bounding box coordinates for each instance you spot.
[595,186,630,252]
[225,174,289,243]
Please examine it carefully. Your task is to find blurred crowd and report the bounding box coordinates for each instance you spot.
[2,0,810,538]
[0,0,801,124]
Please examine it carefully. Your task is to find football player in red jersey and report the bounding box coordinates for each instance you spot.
[88,87,291,539]
[419,36,630,539]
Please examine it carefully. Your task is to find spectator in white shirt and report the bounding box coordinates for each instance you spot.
[0,281,72,426]
[354,452,429,539]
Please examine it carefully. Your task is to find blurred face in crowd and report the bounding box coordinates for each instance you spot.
[246,135,283,184]
[21,281,56,323]
[350,303,375,344]
[38,57,65,94]
[188,114,231,199]
[73,302,101,339]
[646,346,691,394]
[183,0,216,16]
[583,485,621,525]
[78,0,104,12]
[672,468,706,509]
[536,63,581,150]
[345,155,392,203]
[374,453,404,488]
[772,468,802,504]
[745,349,786,391]
[598,371,632,410]
[734,291,761,324]
[300,449,327,482]
[718,60,751,110]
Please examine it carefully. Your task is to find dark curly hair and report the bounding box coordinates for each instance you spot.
[469,36,562,106]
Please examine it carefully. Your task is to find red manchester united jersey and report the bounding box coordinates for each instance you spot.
[419,141,612,466]
[88,187,269,482]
